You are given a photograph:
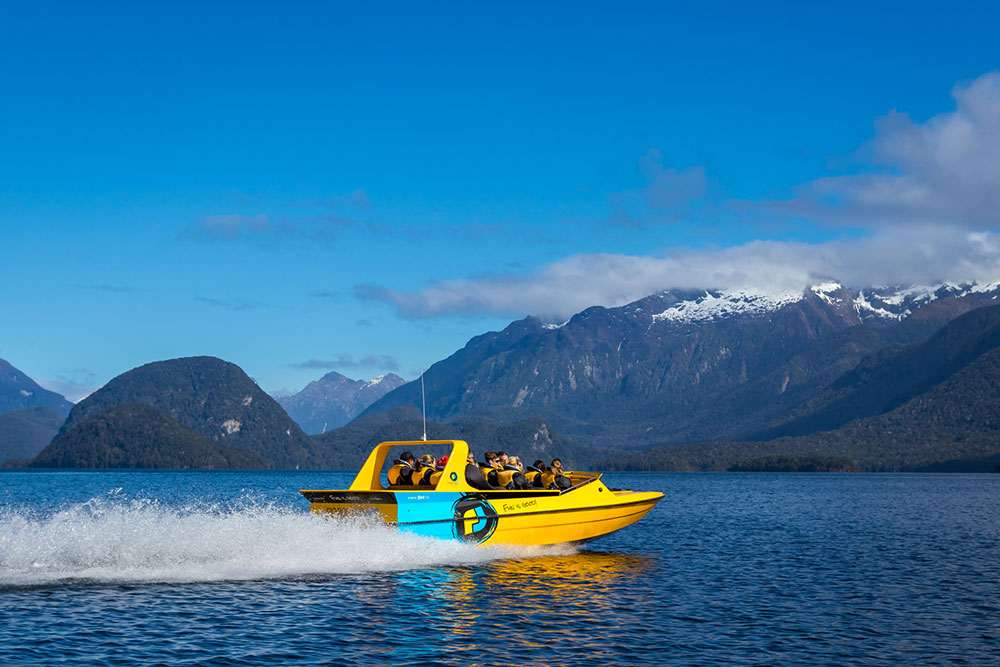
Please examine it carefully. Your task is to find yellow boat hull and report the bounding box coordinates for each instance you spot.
[301,439,663,547]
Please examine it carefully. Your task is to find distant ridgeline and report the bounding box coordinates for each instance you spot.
[0,406,66,467]
[275,371,406,434]
[0,358,73,417]
[0,358,74,466]
[11,281,1000,471]
[727,456,861,473]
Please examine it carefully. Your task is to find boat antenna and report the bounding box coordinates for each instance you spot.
[420,369,427,441]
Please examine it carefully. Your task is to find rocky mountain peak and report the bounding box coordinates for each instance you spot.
[276,371,407,434]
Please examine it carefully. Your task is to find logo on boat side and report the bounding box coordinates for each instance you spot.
[452,495,498,544]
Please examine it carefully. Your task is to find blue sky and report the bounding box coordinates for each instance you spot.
[2,1,999,400]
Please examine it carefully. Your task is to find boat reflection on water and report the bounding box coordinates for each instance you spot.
[348,550,658,663]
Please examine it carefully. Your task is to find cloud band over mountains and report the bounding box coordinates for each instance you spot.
[357,228,1000,320]
[360,72,1000,321]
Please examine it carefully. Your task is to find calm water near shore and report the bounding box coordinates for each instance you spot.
[2,470,997,666]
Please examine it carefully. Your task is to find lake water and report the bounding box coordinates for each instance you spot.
[1,471,998,666]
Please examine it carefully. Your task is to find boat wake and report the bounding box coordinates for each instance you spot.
[0,495,575,588]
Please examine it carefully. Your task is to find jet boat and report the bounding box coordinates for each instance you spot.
[300,439,663,546]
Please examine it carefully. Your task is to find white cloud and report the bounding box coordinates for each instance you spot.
[358,227,1000,320]
[360,72,1000,321]
[770,71,1000,227]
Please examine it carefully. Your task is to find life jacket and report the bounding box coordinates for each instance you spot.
[465,463,493,490]
[539,470,556,489]
[387,460,415,486]
[479,464,500,487]
[523,466,543,487]
[429,468,445,485]
[496,467,517,488]
[413,464,436,486]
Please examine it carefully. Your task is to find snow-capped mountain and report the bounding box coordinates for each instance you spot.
[364,280,1000,449]
[276,371,406,434]
[648,281,1000,325]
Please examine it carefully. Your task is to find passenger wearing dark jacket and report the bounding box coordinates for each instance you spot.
[549,458,572,490]
[540,458,572,490]
[466,452,502,490]
[387,451,418,486]
[496,456,531,490]
[523,460,546,487]
[479,451,502,487]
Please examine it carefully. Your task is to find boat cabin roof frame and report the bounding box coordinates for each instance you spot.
[349,439,599,494]
[350,439,477,492]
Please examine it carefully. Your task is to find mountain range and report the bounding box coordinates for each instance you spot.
[275,371,405,434]
[363,282,1000,450]
[7,280,1000,471]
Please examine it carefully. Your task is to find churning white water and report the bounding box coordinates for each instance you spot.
[0,495,572,587]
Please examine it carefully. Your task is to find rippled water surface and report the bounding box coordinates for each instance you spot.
[2,471,998,666]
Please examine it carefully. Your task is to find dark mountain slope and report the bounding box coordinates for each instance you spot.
[0,406,64,465]
[605,344,1000,472]
[753,303,1000,439]
[363,317,549,423]
[30,404,268,469]
[58,356,319,467]
[0,358,73,417]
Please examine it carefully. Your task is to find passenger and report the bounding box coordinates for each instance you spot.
[413,454,437,486]
[549,458,572,490]
[465,451,501,490]
[539,458,570,490]
[479,451,501,487]
[387,450,418,486]
[497,451,509,466]
[496,456,531,490]
[539,466,555,489]
[429,455,449,486]
[523,460,546,487]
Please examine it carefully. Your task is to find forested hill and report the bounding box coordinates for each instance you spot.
[30,403,268,469]
[41,356,320,468]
